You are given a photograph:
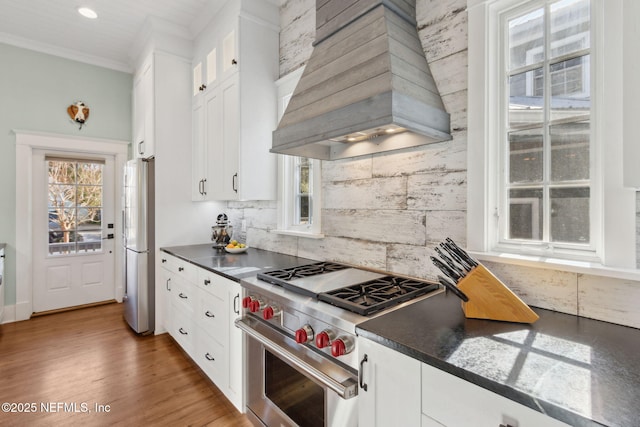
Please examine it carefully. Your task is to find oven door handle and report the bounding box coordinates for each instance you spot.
[235,317,358,400]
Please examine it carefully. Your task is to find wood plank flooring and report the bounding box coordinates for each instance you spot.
[0,303,253,427]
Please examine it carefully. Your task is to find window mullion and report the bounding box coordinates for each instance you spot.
[542,1,552,245]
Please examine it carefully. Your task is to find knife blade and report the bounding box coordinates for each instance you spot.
[430,256,462,283]
[437,275,469,302]
[445,238,478,268]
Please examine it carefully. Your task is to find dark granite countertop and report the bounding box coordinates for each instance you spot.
[356,292,640,427]
[160,243,314,282]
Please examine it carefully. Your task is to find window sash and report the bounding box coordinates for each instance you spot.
[498,0,596,254]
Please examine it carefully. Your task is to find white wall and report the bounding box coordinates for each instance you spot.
[0,43,132,306]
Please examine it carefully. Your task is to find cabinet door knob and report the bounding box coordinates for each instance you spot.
[199,84,207,91]
[204,279,211,286]
[178,267,184,272]
[161,258,167,263]
[231,59,237,65]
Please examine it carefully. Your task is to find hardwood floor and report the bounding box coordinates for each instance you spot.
[0,303,253,427]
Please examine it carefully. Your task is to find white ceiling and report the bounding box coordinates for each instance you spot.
[0,0,280,73]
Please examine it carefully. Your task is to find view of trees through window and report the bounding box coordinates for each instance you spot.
[48,159,104,255]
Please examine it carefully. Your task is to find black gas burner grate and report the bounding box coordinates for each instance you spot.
[258,262,348,285]
[318,276,439,316]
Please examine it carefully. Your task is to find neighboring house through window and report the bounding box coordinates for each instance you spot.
[467,0,637,268]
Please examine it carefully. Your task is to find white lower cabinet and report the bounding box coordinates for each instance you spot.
[159,253,244,412]
[421,362,570,427]
[357,338,422,427]
[358,337,570,427]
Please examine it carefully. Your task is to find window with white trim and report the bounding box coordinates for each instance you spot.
[467,0,637,268]
[503,0,593,250]
[275,68,323,237]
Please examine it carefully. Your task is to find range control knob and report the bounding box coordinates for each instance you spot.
[331,336,354,357]
[315,330,336,349]
[295,325,314,344]
[242,296,253,309]
[249,299,264,313]
[263,305,280,320]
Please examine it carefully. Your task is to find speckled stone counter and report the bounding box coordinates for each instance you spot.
[356,292,640,427]
[160,243,313,281]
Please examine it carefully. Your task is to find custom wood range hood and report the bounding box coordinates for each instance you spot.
[271,0,452,161]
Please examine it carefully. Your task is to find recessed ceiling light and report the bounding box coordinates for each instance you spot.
[78,7,98,19]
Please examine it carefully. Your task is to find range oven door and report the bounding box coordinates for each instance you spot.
[236,316,358,427]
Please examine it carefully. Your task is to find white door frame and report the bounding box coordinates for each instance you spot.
[14,130,128,321]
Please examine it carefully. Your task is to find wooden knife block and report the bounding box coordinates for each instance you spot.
[456,264,539,324]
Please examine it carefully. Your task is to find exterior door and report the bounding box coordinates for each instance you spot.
[32,150,116,312]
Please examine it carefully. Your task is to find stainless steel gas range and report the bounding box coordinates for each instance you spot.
[235,261,442,427]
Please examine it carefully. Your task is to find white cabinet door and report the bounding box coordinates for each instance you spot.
[205,76,238,201]
[421,362,571,427]
[226,278,243,411]
[221,29,238,80]
[191,96,207,201]
[358,338,422,427]
[133,57,154,159]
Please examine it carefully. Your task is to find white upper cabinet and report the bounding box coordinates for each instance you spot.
[132,56,154,158]
[191,0,279,201]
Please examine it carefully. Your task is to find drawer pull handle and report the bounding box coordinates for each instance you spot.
[204,279,211,286]
[179,293,188,299]
[205,353,215,361]
[178,267,184,272]
[205,311,215,318]
[359,354,368,392]
[179,328,188,335]
[166,277,171,291]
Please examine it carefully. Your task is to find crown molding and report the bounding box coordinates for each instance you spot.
[0,32,132,73]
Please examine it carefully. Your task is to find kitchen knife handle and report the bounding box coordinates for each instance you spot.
[359,354,368,392]
[437,275,469,302]
[431,256,461,282]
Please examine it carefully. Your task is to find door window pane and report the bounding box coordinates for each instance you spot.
[294,157,312,225]
[47,159,104,256]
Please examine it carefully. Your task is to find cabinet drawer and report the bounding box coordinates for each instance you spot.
[197,268,226,300]
[195,326,227,387]
[171,309,195,354]
[161,253,196,283]
[171,277,196,315]
[196,287,228,344]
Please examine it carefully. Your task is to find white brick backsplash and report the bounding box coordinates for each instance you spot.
[429,50,468,97]
[322,177,407,210]
[481,261,578,315]
[372,137,467,177]
[578,275,640,329]
[425,210,466,245]
[323,209,426,245]
[408,171,467,211]
[298,236,387,269]
[322,157,372,182]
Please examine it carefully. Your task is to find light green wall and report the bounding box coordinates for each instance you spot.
[0,43,132,306]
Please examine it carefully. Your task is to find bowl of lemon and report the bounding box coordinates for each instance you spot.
[225,240,248,253]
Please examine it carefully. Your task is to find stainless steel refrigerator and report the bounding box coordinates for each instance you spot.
[123,157,155,334]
